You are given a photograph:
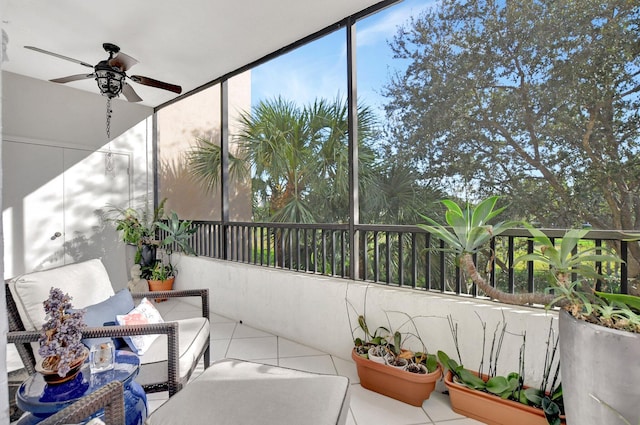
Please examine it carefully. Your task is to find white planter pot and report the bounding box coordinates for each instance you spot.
[559,310,640,425]
[385,356,408,370]
[368,346,386,364]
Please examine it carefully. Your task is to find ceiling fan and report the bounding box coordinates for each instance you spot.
[25,42,182,102]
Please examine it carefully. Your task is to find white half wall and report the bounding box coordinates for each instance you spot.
[174,254,560,387]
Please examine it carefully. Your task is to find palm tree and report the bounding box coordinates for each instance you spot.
[186,137,248,194]
[234,95,379,224]
[186,95,445,272]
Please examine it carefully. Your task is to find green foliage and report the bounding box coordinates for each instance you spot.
[148,261,174,280]
[355,315,389,347]
[108,198,166,246]
[385,0,640,250]
[595,292,640,312]
[156,211,197,256]
[350,311,438,373]
[186,95,445,226]
[514,227,621,284]
[419,196,640,331]
[513,225,640,331]
[141,210,197,280]
[438,350,563,424]
[186,137,248,193]
[234,96,380,224]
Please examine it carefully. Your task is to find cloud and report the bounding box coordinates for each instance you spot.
[252,36,347,106]
[357,0,437,48]
[250,0,438,109]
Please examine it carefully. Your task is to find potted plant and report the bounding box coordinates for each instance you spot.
[417,196,640,425]
[349,313,442,406]
[145,210,197,300]
[436,315,564,425]
[146,261,175,302]
[109,198,167,269]
[36,287,88,384]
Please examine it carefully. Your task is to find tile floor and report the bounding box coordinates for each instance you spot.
[149,299,483,425]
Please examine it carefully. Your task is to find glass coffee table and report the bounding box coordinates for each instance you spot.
[16,350,147,425]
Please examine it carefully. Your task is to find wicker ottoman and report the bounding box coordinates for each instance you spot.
[145,358,351,425]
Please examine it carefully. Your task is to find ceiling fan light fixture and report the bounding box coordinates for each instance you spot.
[94,63,125,98]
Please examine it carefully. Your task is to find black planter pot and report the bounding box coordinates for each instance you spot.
[139,244,157,268]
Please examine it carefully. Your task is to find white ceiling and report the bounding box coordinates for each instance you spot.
[2,0,387,108]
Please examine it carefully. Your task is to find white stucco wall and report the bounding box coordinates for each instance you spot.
[0,24,8,425]
[173,254,560,387]
[2,72,154,286]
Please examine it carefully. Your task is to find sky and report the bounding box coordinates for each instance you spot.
[250,0,435,119]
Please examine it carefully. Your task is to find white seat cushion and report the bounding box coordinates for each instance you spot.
[135,317,210,386]
[8,259,115,332]
[145,358,350,425]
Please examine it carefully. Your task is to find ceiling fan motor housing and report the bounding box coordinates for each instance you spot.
[94,60,125,98]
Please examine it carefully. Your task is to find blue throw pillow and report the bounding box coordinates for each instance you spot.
[82,289,135,348]
[101,321,127,349]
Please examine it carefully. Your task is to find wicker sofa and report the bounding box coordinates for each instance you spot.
[6,258,211,397]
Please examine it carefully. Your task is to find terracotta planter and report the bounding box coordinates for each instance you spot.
[147,276,175,302]
[444,370,564,425]
[351,348,442,406]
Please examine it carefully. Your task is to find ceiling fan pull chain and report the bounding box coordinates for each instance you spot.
[105,98,115,176]
[105,97,112,139]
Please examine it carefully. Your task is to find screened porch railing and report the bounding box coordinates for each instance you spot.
[159,221,635,299]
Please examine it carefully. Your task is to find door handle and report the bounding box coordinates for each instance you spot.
[51,232,62,240]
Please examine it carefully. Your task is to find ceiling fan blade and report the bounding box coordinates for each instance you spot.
[50,73,95,84]
[24,46,94,69]
[108,51,138,71]
[130,75,182,94]
[122,83,143,103]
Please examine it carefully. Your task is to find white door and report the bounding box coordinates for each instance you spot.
[63,148,131,290]
[3,140,131,288]
[3,141,65,277]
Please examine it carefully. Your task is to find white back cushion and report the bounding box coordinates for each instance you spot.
[8,259,115,331]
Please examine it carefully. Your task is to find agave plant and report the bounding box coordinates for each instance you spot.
[156,211,197,256]
[418,196,640,332]
[416,196,548,305]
